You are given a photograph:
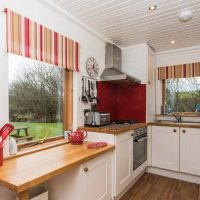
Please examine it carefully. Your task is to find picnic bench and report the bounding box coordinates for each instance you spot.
[15,126,30,136]
[13,126,33,142]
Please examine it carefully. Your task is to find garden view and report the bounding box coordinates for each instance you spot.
[9,54,64,143]
[166,77,200,112]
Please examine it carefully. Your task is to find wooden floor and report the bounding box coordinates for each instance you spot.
[120,173,200,200]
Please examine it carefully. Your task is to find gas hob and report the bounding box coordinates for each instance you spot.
[100,119,138,130]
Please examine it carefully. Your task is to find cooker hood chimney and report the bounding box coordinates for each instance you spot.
[100,43,141,84]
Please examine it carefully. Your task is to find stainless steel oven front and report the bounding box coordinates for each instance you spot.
[133,127,147,171]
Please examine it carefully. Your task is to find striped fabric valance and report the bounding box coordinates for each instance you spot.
[6,9,80,71]
[158,62,200,80]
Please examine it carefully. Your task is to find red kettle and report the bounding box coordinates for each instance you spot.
[67,129,87,145]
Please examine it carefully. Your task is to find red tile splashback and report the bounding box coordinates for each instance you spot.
[96,82,146,122]
[96,82,119,121]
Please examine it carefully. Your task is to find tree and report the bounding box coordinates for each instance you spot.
[9,58,64,123]
[166,77,200,112]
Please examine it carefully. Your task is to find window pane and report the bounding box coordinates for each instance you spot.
[9,54,64,144]
[166,77,200,112]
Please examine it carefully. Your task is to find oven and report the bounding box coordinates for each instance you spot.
[133,127,147,171]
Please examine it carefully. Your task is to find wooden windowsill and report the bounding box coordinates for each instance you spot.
[156,112,200,117]
[5,138,70,160]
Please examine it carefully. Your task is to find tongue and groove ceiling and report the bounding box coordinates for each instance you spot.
[48,0,200,52]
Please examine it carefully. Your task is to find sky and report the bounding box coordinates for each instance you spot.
[167,77,200,92]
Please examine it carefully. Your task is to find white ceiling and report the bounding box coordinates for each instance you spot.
[48,0,200,52]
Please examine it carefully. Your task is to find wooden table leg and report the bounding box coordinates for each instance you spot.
[18,190,29,200]
[16,129,20,137]
[24,128,29,136]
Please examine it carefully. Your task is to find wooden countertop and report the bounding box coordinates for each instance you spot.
[149,121,200,128]
[79,123,147,135]
[0,142,114,193]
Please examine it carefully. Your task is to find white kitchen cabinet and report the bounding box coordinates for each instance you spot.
[81,152,112,200]
[152,126,179,171]
[86,130,135,198]
[115,131,133,196]
[180,128,200,176]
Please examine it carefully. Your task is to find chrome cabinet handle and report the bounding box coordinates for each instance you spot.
[182,130,186,133]
[173,129,177,132]
[84,167,89,172]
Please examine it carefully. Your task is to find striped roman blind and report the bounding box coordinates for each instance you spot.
[158,62,200,80]
[6,9,80,71]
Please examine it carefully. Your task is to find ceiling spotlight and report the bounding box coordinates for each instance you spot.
[171,40,175,44]
[149,5,157,11]
[179,10,193,22]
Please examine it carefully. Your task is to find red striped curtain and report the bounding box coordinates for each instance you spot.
[6,9,80,71]
[158,62,200,80]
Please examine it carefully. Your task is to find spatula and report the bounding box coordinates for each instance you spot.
[0,124,14,147]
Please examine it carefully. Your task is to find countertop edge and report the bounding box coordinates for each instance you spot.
[148,122,200,128]
[80,122,200,134]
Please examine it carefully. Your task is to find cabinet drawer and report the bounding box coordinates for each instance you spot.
[152,126,179,133]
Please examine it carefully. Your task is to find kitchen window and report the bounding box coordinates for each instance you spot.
[165,77,200,112]
[8,54,73,148]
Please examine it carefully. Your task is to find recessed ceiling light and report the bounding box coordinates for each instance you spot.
[149,5,157,11]
[171,40,175,44]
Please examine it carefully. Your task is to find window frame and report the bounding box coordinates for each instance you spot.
[8,55,73,150]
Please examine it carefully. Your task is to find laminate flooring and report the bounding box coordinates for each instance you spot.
[120,173,200,200]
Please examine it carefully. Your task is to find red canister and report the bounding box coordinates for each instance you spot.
[0,146,3,166]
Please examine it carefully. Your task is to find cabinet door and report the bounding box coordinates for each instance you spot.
[115,131,132,196]
[152,126,179,171]
[81,152,112,200]
[180,128,200,176]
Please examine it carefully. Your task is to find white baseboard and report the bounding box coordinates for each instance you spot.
[147,167,200,184]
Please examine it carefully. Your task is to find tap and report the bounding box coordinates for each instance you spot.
[172,113,182,122]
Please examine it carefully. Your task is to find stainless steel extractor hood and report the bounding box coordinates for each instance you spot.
[100,43,141,84]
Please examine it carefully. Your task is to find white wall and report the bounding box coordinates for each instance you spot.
[155,45,200,114]
[0,0,106,136]
[147,47,156,122]
[121,44,148,84]
[0,4,10,159]
[0,0,106,198]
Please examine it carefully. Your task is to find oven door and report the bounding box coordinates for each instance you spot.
[133,135,147,171]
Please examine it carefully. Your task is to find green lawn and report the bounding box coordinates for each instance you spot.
[10,122,63,140]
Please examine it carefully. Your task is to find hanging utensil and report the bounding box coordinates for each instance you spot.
[91,81,95,99]
[81,78,88,103]
[87,80,93,102]
[0,124,14,147]
[85,78,89,101]
[95,81,100,103]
